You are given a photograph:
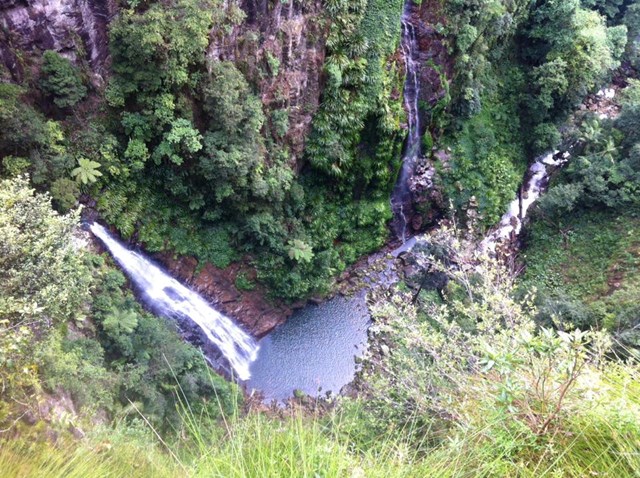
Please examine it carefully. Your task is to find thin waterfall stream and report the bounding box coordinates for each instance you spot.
[89,223,259,381]
[480,150,570,252]
[391,1,422,243]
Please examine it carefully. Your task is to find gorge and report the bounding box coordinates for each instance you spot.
[83,0,436,401]
[2,0,640,474]
[83,0,549,402]
[84,0,601,401]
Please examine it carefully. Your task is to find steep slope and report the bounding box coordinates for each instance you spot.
[0,0,114,81]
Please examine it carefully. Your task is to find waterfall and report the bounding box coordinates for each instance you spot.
[392,1,422,243]
[480,150,570,252]
[390,150,571,257]
[89,223,259,381]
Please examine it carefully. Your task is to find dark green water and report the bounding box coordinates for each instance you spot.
[247,294,371,402]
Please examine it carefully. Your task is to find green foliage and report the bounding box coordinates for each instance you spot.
[0,176,238,432]
[624,4,640,69]
[270,109,289,138]
[4,2,640,474]
[0,175,91,423]
[537,182,584,214]
[522,73,640,353]
[523,2,626,121]
[444,63,526,226]
[354,225,640,476]
[532,122,562,153]
[0,422,181,478]
[0,175,89,325]
[522,209,640,347]
[581,0,626,20]
[443,0,628,228]
[445,0,530,117]
[39,51,87,109]
[108,0,213,99]
[540,86,640,215]
[71,157,103,185]
[3,190,640,478]
[305,0,405,191]
[94,0,409,301]
[234,272,255,292]
[197,60,283,208]
[5,393,640,477]
[107,0,211,179]
[37,332,117,411]
[100,0,335,299]
[287,239,314,264]
[50,177,80,211]
[2,156,30,177]
[0,84,43,158]
[0,83,87,198]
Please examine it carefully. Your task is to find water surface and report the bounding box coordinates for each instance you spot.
[248,294,370,402]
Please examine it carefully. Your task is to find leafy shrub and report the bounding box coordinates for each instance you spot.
[39,51,87,109]
[234,272,255,292]
[0,176,91,426]
[362,224,638,469]
[532,122,562,153]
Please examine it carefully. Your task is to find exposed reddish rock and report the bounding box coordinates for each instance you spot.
[410,0,453,120]
[155,252,292,338]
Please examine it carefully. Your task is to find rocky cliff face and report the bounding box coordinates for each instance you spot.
[155,252,294,338]
[209,0,326,164]
[0,0,115,82]
[1,0,326,163]
[399,0,452,233]
[408,0,451,114]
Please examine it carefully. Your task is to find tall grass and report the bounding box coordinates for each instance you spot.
[0,428,181,478]
[3,400,640,478]
[170,364,640,477]
[2,359,640,477]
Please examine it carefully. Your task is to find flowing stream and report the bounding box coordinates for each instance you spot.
[392,1,422,243]
[480,150,569,252]
[89,223,259,381]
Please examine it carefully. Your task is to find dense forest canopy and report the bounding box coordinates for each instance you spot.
[1,0,640,476]
[0,0,637,299]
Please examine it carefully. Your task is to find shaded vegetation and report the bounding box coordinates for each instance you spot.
[441,0,628,227]
[1,1,640,477]
[0,177,238,433]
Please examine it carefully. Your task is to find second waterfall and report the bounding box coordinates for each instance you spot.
[392,0,422,243]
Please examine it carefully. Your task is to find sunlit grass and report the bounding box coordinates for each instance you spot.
[3,400,640,478]
[2,357,640,478]
[0,431,181,478]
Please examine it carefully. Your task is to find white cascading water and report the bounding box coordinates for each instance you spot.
[480,150,569,252]
[392,1,422,243]
[89,223,259,380]
[391,150,569,257]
